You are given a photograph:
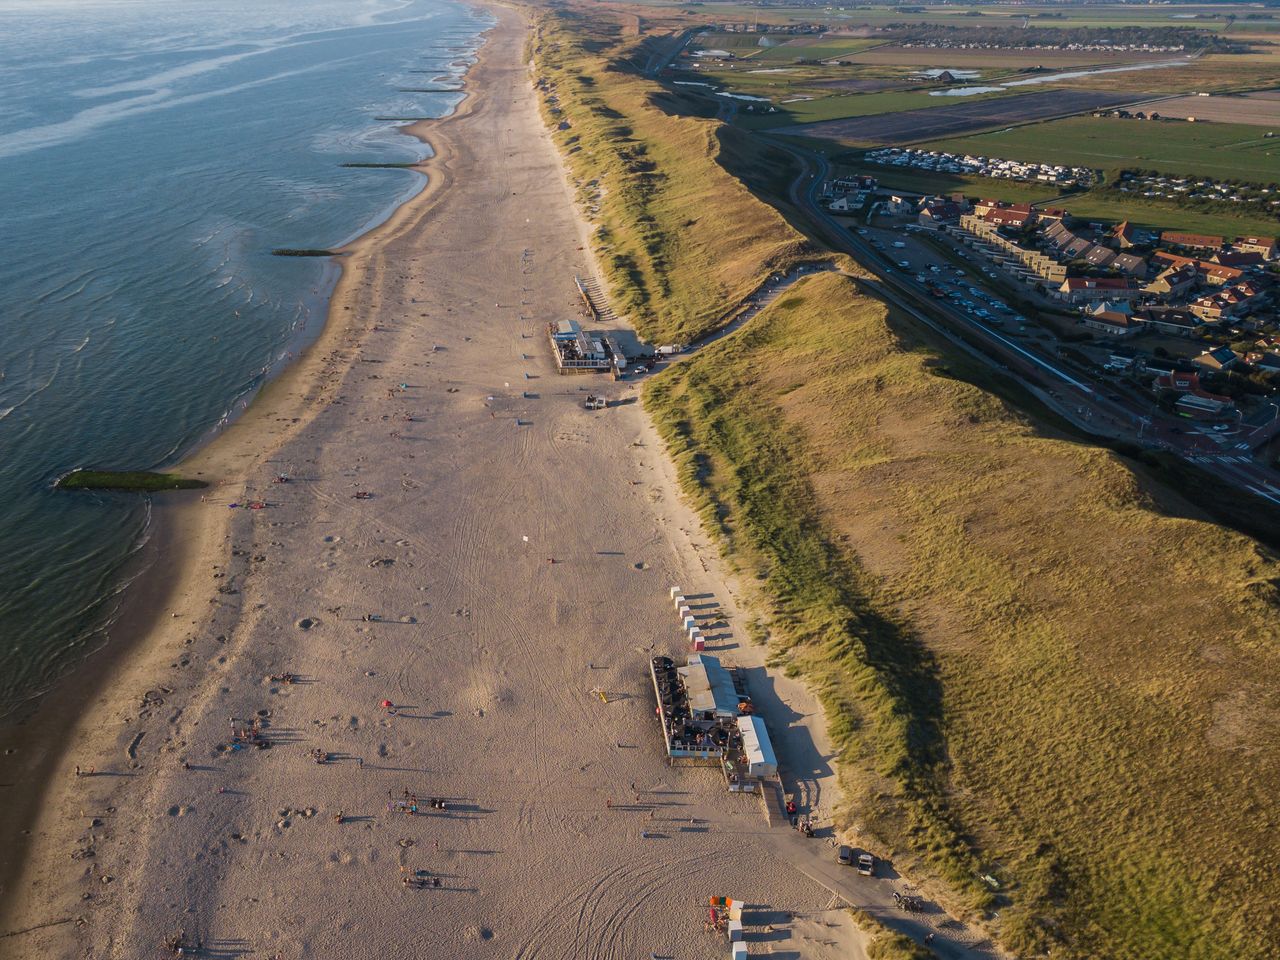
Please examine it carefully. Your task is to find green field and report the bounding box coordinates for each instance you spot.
[749,37,884,61]
[921,115,1280,182]
[736,89,1010,130]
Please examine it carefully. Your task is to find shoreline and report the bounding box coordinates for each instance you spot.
[0,9,498,935]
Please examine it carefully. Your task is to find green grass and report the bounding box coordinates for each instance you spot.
[849,909,936,960]
[644,269,1280,958]
[57,470,207,492]
[749,38,884,61]
[645,276,994,915]
[532,10,821,342]
[921,115,1280,182]
[736,90,982,130]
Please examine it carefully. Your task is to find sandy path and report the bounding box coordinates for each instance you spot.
[1,8,868,960]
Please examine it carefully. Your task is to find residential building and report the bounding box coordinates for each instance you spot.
[1140,307,1202,337]
[917,201,961,228]
[1059,277,1140,303]
[1235,235,1278,260]
[1083,308,1142,337]
[1143,264,1199,299]
[1160,231,1225,252]
[1084,244,1117,268]
[1111,253,1148,277]
[1193,345,1241,371]
[1111,219,1140,249]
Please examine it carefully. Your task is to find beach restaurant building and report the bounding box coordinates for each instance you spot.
[650,654,747,761]
[736,715,777,778]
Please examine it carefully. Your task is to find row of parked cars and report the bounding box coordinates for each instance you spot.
[837,845,876,875]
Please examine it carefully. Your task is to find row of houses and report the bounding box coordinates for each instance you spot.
[916,195,1278,316]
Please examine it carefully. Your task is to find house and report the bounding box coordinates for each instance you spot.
[1143,264,1199,299]
[1203,263,1246,287]
[1247,351,1280,374]
[1193,345,1241,371]
[1059,277,1140,303]
[883,195,914,215]
[1084,244,1117,268]
[1235,235,1278,260]
[1037,206,1068,224]
[974,199,1033,219]
[1111,253,1148,277]
[1153,369,1205,393]
[1140,307,1202,337]
[1111,219,1140,249]
[1190,280,1267,322]
[1083,306,1142,337]
[1211,250,1265,269]
[917,201,961,228]
[1161,231,1225,252]
[1150,252,1244,286]
[984,208,1033,228]
[1151,250,1198,273]
[828,195,857,213]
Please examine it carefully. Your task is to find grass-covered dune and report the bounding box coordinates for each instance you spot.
[57,470,207,492]
[645,270,1280,959]
[530,10,826,343]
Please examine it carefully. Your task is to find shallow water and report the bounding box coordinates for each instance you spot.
[0,0,491,713]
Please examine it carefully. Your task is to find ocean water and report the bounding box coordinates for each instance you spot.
[0,0,490,714]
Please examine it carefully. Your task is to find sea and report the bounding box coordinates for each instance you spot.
[0,0,491,714]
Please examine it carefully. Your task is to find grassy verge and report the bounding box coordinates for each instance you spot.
[848,910,936,960]
[57,470,207,492]
[645,270,1280,958]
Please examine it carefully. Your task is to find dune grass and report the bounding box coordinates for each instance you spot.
[531,10,823,343]
[57,470,207,492]
[645,271,1280,958]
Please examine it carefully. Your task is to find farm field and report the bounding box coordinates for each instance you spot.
[1062,51,1280,93]
[750,36,884,61]
[1153,92,1280,126]
[921,115,1280,181]
[736,89,982,130]
[776,88,1137,144]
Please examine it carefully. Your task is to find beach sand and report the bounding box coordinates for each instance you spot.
[0,7,890,958]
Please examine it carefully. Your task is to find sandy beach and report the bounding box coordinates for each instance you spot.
[0,6,978,957]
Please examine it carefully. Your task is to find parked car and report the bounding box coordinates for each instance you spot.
[857,853,876,876]
[837,845,854,866]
